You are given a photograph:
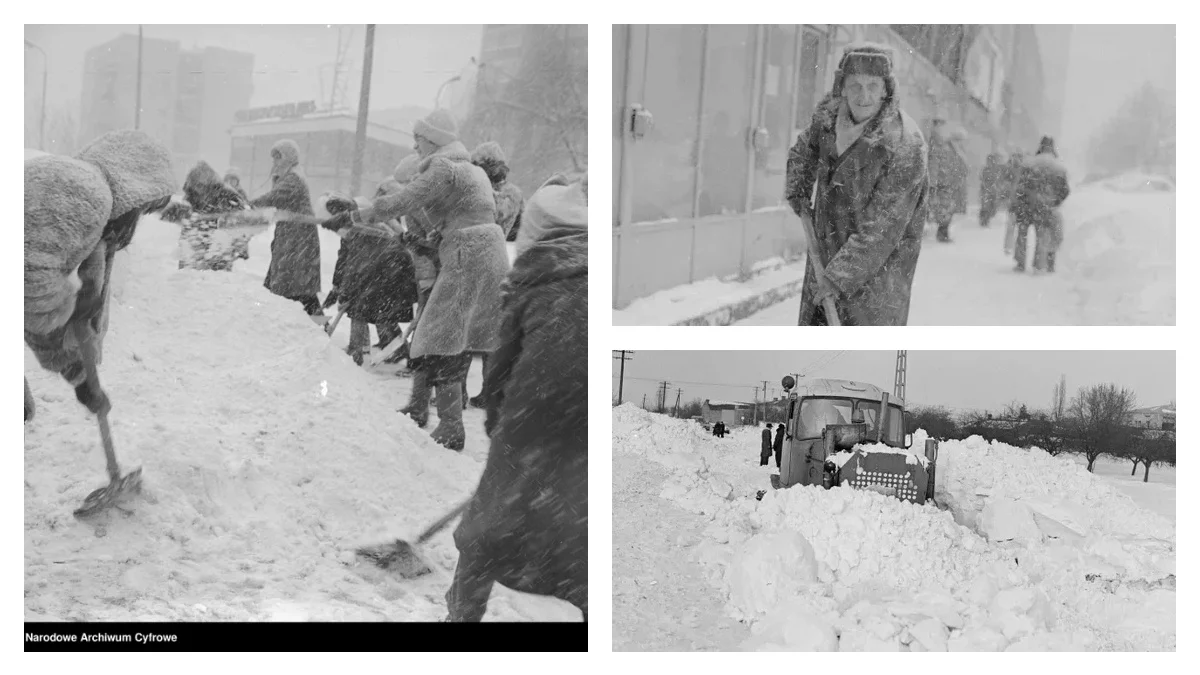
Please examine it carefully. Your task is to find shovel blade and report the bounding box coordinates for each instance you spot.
[355,539,433,579]
[73,468,143,519]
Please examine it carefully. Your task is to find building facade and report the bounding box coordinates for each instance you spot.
[1125,405,1176,432]
[228,111,415,204]
[80,34,254,186]
[612,24,1062,309]
[702,400,753,427]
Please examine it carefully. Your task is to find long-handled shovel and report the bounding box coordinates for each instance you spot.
[797,212,841,327]
[370,302,422,367]
[71,326,143,519]
[354,498,473,579]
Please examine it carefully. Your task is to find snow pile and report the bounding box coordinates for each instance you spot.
[612,407,1175,650]
[831,442,930,469]
[613,260,806,326]
[935,435,1175,545]
[24,214,579,622]
[1057,180,1174,324]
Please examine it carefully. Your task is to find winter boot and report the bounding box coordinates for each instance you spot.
[399,369,432,428]
[430,385,466,451]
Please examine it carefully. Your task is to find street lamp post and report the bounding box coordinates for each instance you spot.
[435,75,461,109]
[24,39,47,151]
[135,25,143,130]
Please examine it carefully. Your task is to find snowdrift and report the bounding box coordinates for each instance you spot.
[23,214,580,622]
[1057,177,1175,324]
[613,405,1175,651]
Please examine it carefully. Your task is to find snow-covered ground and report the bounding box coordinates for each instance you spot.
[612,406,1175,651]
[674,177,1172,326]
[613,258,802,326]
[23,213,578,622]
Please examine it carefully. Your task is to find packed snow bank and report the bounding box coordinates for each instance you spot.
[613,405,1174,650]
[24,214,580,622]
[1056,181,1175,325]
[613,260,806,326]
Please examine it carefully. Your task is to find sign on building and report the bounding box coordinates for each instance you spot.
[234,100,318,124]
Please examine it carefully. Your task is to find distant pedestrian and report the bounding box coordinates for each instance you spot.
[1012,136,1070,273]
[774,423,787,469]
[928,119,968,243]
[978,151,1008,228]
[760,424,772,466]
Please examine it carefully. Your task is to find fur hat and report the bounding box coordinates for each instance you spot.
[393,154,421,183]
[833,42,897,98]
[471,141,507,167]
[515,175,588,256]
[412,108,458,147]
[270,139,301,176]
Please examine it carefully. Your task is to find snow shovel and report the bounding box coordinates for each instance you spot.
[797,211,841,327]
[325,306,348,337]
[354,498,473,579]
[71,328,142,518]
[370,302,422,366]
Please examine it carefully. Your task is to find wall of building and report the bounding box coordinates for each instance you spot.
[80,34,254,187]
[702,405,747,427]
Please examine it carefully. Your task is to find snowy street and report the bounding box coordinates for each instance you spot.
[612,405,1175,651]
[23,215,581,623]
[738,181,1174,325]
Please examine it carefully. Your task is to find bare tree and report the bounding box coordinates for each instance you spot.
[1051,375,1068,423]
[1086,81,1175,178]
[906,406,959,440]
[462,25,587,193]
[1069,383,1138,472]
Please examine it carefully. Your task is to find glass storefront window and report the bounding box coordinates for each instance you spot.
[698,24,753,218]
[752,24,797,211]
[630,25,704,224]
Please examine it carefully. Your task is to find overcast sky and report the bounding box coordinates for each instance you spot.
[24,24,483,113]
[612,351,1175,415]
[1059,24,1175,157]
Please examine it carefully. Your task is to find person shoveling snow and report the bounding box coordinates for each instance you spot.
[24,130,176,517]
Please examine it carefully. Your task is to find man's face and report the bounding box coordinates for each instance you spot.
[844,73,885,122]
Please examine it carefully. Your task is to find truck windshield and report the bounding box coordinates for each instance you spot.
[797,397,905,445]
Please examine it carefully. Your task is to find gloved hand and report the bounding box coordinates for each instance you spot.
[321,211,356,233]
[813,276,839,308]
[323,288,340,309]
[74,377,111,416]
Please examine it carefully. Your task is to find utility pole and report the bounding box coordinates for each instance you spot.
[642,394,647,410]
[612,351,634,405]
[658,381,670,413]
[753,387,760,425]
[673,388,682,418]
[894,350,907,402]
[761,380,769,424]
[134,25,144,130]
[350,24,376,197]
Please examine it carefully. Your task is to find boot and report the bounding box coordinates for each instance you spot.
[430,385,466,451]
[399,369,432,428]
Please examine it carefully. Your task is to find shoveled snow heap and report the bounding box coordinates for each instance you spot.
[613,404,1174,651]
[23,214,580,622]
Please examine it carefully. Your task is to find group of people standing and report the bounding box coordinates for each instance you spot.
[980,136,1072,274]
[759,423,787,469]
[784,41,1072,326]
[24,107,590,621]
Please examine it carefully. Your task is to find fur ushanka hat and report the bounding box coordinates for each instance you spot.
[832,42,898,99]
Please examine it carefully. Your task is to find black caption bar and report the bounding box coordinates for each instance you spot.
[25,622,587,652]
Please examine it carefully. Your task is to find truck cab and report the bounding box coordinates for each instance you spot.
[772,377,938,504]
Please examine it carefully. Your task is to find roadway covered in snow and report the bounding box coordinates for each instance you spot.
[613,405,1175,651]
[738,177,1174,326]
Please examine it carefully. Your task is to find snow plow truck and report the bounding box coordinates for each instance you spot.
[763,377,939,505]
